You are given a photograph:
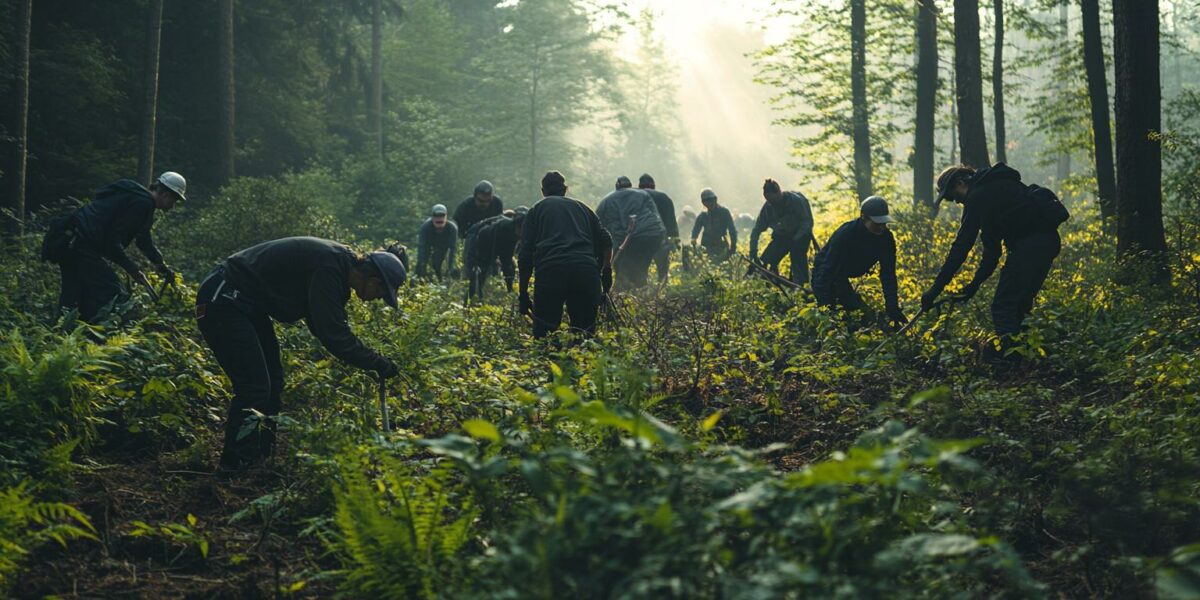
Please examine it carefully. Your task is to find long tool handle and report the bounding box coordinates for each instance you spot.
[377,376,391,433]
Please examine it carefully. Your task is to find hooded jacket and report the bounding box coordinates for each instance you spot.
[931,163,1049,292]
[72,179,164,274]
[596,188,666,243]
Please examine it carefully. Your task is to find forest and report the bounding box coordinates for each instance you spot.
[1,0,1198,598]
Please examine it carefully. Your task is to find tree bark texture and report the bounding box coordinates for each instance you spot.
[914,0,938,209]
[1112,0,1167,278]
[217,0,236,185]
[137,0,164,187]
[991,0,1006,163]
[954,0,990,168]
[1080,0,1116,221]
[5,0,32,236]
[370,0,383,158]
[851,0,873,200]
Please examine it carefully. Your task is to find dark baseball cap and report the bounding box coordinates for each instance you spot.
[615,175,632,189]
[860,196,893,224]
[936,167,973,202]
[367,251,407,308]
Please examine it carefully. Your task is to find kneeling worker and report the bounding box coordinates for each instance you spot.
[690,188,737,261]
[195,236,405,471]
[812,196,906,329]
[519,171,613,338]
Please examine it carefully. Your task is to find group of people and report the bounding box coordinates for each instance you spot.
[41,160,1065,471]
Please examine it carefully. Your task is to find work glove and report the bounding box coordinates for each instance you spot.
[887,307,908,330]
[376,358,399,379]
[690,238,698,247]
[519,292,533,317]
[601,268,613,295]
[920,287,941,311]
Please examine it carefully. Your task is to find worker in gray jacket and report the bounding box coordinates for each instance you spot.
[595,176,665,289]
[749,178,815,284]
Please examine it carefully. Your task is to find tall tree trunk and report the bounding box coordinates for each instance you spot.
[4,0,32,236]
[914,0,938,209]
[1113,0,1167,280]
[1081,0,1116,221]
[851,0,873,200]
[137,0,164,187]
[369,0,383,158]
[954,0,990,168]
[217,0,236,185]
[1056,3,1071,191]
[991,0,1006,163]
[950,59,958,165]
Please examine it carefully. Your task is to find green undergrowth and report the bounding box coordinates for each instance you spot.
[0,204,1197,598]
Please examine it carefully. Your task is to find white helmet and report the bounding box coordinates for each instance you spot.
[156,171,187,201]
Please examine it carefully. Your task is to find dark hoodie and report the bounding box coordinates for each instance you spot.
[466,215,521,286]
[72,179,163,274]
[932,163,1044,291]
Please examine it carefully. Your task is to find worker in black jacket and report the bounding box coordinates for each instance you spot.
[452,180,504,243]
[691,188,737,261]
[750,179,815,284]
[922,163,1063,346]
[812,197,906,328]
[465,208,526,300]
[638,174,679,283]
[195,237,406,471]
[519,171,613,338]
[50,172,185,322]
[414,203,458,280]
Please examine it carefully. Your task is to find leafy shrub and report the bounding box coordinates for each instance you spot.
[0,483,96,594]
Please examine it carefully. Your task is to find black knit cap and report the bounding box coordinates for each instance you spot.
[638,173,655,188]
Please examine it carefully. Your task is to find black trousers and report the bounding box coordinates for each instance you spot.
[615,234,663,289]
[532,265,601,338]
[992,231,1061,337]
[760,235,809,284]
[195,268,283,469]
[58,248,123,322]
[652,240,671,283]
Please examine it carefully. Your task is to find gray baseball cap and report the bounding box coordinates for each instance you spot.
[474,180,494,195]
[431,203,448,216]
[700,188,718,202]
[860,196,894,224]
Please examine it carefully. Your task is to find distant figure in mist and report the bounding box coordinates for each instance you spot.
[691,188,737,262]
[737,212,756,237]
[678,205,698,238]
[749,178,815,284]
[41,172,186,323]
[638,174,679,284]
[812,196,906,329]
[596,176,665,289]
[414,203,458,281]
[195,237,406,471]
[453,181,504,268]
[464,207,527,300]
[518,171,613,339]
[922,163,1067,358]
